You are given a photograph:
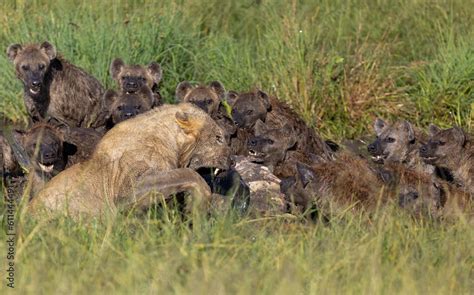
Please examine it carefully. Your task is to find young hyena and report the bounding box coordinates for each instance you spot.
[109,58,163,107]
[420,125,473,195]
[367,118,433,174]
[176,80,236,141]
[7,41,105,128]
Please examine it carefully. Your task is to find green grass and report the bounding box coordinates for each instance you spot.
[0,0,473,293]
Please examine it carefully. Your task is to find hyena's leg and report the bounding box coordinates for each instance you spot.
[122,168,212,212]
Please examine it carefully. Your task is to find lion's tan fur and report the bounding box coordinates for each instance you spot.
[30,103,219,216]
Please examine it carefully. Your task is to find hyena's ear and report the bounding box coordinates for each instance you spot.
[429,124,441,136]
[296,162,316,188]
[254,119,267,135]
[452,127,467,147]
[257,89,271,111]
[282,124,297,149]
[6,44,23,62]
[403,121,415,142]
[175,81,193,102]
[103,89,118,107]
[374,118,386,136]
[147,62,162,84]
[12,129,26,145]
[209,81,226,100]
[225,91,239,106]
[175,111,204,136]
[40,41,57,60]
[110,58,125,80]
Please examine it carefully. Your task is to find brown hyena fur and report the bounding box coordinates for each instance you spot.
[246,119,312,180]
[176,81,237,142]
[420,125,474,195]
[2,123,67,200]
[6,42,105,128]
[110,58,162,107]
[293,153,389,215]
[367,118,433,174]
[227,89,333,159]
[30,103,231,218]
[102,86,154,129]
[285,154,446,218]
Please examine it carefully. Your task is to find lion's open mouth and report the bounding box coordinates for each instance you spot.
[38,162,54,173]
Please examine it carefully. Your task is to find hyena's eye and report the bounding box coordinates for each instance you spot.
[206,99,212,105]
[385,137,396,143]
[21,64,29,71]
[216,135,224,144]
[246,110,253,115]
[435,140,445,146]
[38,64,45,70]
[135,105,141,110]
[117,105,123,111]
[266,139,275,145]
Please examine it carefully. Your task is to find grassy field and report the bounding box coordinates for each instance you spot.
[0,0,473,293]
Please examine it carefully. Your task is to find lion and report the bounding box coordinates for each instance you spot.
[29,103,230,217]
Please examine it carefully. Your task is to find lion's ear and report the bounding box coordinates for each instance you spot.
[175,111,203,136]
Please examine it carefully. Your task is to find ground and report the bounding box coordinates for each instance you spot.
[0,0,473,293]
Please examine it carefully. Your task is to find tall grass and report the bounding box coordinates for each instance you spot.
[0,0,473,293]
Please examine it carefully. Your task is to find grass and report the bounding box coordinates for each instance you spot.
[0,0,473,293]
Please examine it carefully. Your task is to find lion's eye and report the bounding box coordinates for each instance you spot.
[38,64,45,70]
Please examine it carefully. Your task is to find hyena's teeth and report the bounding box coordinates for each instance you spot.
[38,163,54,173]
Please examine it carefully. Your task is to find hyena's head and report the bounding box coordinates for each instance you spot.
[7,42,57,99]
[397,173,444,218]
[419,125,468,168]
[104,86,153,126]
[367,119,416,164]
[175,81,226,115]
[110,58,162,95]
[227,89,271,129]
[14,123,67,175]
[247,120,296,166]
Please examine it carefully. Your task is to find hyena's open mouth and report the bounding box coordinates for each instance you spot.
[420,156,438,164]
[38,161,54,173]
[29,85,41,96]
[371,154,387,164]
[247,149,265,163]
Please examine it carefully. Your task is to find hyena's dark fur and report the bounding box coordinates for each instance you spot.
[227,89,333,159]
[420,125,474,195]
[7,42,105,129]
[110,58,162,107]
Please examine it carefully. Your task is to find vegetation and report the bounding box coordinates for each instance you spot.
[0,0,473,293]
